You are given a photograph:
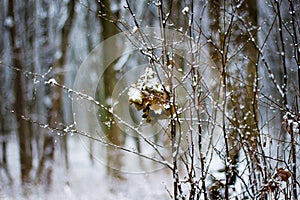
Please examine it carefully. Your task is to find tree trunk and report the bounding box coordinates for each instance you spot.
[58,0,76,171]
[9,0,33,185]
[98,0,125,179]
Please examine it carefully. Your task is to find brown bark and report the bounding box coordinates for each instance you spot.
[58,0,76,171]
[208,0,259,189]
[8,0,33,185]
[98,0,124,179]
[227,0,259,186]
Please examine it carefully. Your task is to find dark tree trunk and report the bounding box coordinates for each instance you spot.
[98,0,125,179]
[8,0,33,185]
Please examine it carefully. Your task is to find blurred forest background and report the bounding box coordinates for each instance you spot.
[1,0,300,199]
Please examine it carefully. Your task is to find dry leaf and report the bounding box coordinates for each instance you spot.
[274,168,291,182]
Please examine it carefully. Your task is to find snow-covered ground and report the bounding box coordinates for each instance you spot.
[0,137,171,200]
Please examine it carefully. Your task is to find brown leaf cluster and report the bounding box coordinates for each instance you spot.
[260,168,291,193]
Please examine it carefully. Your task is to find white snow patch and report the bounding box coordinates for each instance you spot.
[1,138,171,199]
[182,7,189,15]
[45,78,58,85]
[128,87,142,104]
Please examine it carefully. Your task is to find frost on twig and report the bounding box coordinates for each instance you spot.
[128,67,176,123]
